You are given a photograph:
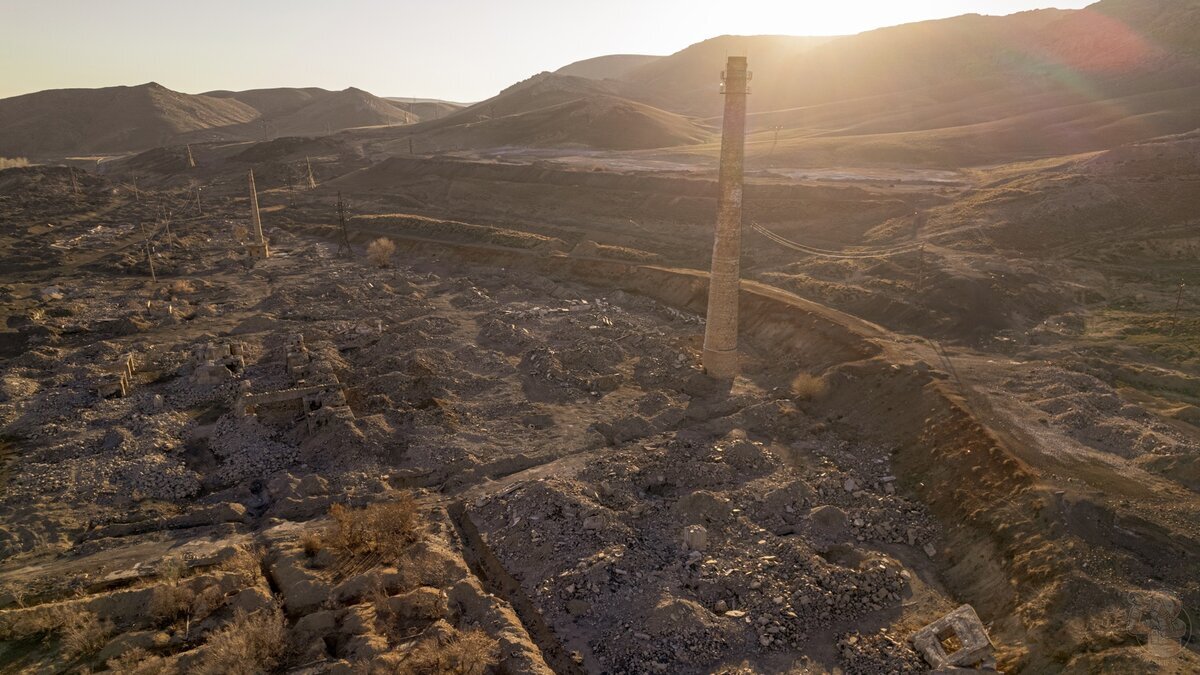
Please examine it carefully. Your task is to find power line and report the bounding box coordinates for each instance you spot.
[750,221,923,259]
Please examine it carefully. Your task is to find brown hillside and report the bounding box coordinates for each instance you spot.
[267,87,415,135]
[556,54,663,80]
[203,87,331,116]
[0,83,257,157]
[410,95,712,151]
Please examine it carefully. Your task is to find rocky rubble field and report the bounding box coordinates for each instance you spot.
[0,197,970,674]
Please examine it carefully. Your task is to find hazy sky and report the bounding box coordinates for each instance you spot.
[1,0,1092,102]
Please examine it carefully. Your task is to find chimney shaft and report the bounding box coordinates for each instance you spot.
[702,56,749,379]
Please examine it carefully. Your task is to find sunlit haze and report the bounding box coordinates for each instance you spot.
[1,0,1091,101]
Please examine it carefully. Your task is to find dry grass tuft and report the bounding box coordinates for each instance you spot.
[367,237,397,268]
[0,607,61,641]
[194,608,286,675]
[107,647,178,675]
[149,581,197,625]
[401,628,499,675]
[300,529,325,558]
[169,279,195,296]
[328,495,420,560]
[369,582,395,626]
[150,564,226,628]
[159,556,188,583]
[217,545,265,583]
[790,372,829,401]
[0,581,27,608]
[60,610,111,659]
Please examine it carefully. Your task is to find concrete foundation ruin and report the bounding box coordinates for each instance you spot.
[193,339,246,386]
[285,333,311,380]
[235,333,353,432]
[235,383,352,432]
[96,353,136,398]
[910,604,998,672]
[145,300,175,319]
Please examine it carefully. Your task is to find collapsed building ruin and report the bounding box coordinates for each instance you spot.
[235,333,353,433]
[193,339,246,386]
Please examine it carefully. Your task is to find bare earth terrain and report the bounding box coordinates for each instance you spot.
[0,130,1197,673]
[1,1,1199,673]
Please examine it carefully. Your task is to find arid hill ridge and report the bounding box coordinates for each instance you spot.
[2,0,1198,162]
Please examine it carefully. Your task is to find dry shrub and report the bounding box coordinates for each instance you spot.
[217,545,265,583]
[150,581,197,624]
[195,608,286,675]
[0,157,30,170]
[107,647,178,675]
[169,279,195,296]
[0,581,27,608]
[399,628,499,675]
[367,237,397,268]
[191,584,227,622]
[159,556,187,583]
[300,529,324,558]
[150,566,226,627]
[60,610,111,659]
[0,605,64,641]
[231,222,249,242]
[328,495,420,560]
[790,372,829,401]
[370,582,392,619]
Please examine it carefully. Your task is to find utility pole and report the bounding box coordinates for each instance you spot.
[335,191,353,257]
[768,125,783,156]
[194,186,203,215]
[185,144,196,169]
[132,174,139,202]
[163,208,174,247]
[408,136,414,154]
[701,56,750,379]
[139,218,156,282]
[914,211,927,291]
[246,170,270,258]
[69,167,80,195]
[1170,280,1186,336]
[916,245,927,291]
[305,156,317,189]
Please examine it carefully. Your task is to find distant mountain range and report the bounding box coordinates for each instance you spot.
[0,84,462,158]
[1,0,1196,163]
